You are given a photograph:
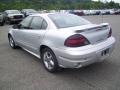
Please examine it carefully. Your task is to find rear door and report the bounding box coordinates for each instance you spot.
[21,16,48,54]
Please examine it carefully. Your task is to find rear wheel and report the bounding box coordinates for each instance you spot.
[8,35,17,49]
[41,48,59,73]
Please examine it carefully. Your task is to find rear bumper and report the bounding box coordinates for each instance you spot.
[53,37,116,68]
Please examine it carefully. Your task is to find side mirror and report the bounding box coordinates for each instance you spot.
[12,24,21,29]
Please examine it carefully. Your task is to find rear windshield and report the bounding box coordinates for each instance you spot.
[48,14,91,28]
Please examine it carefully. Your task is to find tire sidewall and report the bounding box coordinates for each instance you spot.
[8,36,16,49]
[41,48,59,73]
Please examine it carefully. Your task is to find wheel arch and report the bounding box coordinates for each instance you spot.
[39,45,60,72]
[8,33,11,38]
[39,45,55,57]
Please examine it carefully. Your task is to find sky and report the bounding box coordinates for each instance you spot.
[93,0,120,3]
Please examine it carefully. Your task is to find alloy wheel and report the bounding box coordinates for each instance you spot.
[43,51,55,70]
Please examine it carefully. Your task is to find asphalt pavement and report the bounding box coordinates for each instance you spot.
[0,15,120,90]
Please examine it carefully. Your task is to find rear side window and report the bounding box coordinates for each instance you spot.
[30,16,43,29]
[30,16,48,30]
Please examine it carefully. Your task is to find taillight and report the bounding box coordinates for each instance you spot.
[64,34,90,47]
[108,28,112,38]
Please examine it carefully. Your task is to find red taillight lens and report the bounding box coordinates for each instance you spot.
[64,34,90,47]
[108,28,112,38]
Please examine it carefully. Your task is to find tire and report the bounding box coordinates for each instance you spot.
[41,48,59,73]
[8,35,17,49]
[0,22,4,26]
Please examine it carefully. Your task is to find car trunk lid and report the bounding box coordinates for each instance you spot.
[75,23,110,44]
[59,23,110,44]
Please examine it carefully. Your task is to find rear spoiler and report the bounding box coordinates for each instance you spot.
[75,23,110,33]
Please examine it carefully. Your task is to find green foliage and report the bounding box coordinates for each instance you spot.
[0,0,120,11]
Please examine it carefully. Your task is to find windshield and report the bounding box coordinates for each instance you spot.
[48,14,91,28]
[7,10,20,14]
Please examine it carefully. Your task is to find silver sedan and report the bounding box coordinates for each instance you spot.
[8,13,116,72]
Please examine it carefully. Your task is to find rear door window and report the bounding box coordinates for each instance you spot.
[20,16,33,29]
[30,16,43,29]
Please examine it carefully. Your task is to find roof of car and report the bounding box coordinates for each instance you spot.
[5,10,20,13]
[22,9,36,11]
[30,13,71,17]
[5,10,19,11]
[22,9,35,10]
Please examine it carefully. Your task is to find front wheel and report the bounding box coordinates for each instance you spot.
[0,22,4,26]
[41,48,59,73]
[8,35,17,49]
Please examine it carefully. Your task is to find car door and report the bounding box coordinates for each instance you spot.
[21,16,48,55]
[13,16,33,47]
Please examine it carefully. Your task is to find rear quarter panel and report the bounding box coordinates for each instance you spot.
[41,29,74,50]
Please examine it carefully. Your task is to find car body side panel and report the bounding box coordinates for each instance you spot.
[21,30,47,55]
[12,29,47,55]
